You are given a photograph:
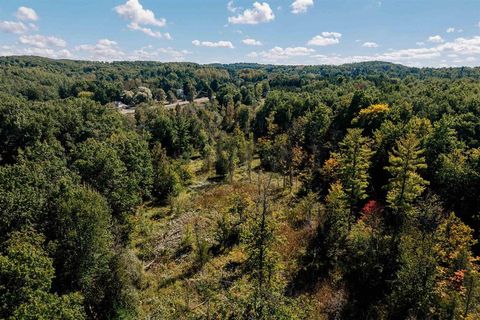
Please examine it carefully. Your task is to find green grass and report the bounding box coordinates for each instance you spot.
[128,158,322,318]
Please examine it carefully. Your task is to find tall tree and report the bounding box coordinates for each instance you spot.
[51,184,114,319]
[183,81,196,103]
[385,133,428,215]
[242,174,283,319]
[151,143,181,202]
[72,138,140,216]
[336,128,374,219]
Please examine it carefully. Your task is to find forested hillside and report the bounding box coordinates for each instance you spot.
[1,56,479,319]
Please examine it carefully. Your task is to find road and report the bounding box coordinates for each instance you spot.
[119,97,210,115]
[164,97,210,110]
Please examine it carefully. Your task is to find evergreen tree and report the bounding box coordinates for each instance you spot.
[336,128,374,219]
[242,175,289,319]
[387,228,437,318]
[215,136,229,178]
[324,182,351,271]
[151,143,181,202]
[385,133,429,215]
[183,81,196,102]
[245,134,255,182]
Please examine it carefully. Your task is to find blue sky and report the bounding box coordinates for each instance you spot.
[0,0,479,66]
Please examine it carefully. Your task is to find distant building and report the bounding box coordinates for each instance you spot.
[114,101,129,109]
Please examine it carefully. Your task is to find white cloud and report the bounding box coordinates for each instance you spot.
[0,45,71,59]
[428,35,444,43]
[362,41,378,48]
[416,41,425,46]
[115,0,169,38]
[317,36,480,66]
[19,34,66,48]
[291,0,314,14]
[29,23,39,31]
[310,48,440,66]
[242,38,262,46]
[156,47,190,59]
[309,50,437,66]
[437,36,480,55]
[310,54,369,65]
[0,21,28,34]
[378,47,441,61]
[307,32,342,46]
[192,40,235,48]
[245,34,480,66]
[372,36,480,64]
[446,27,455,33]
[130,46,190,61]
[227,1,240,13]
[76,39,125,61]
[115,0,165,27]
[128,22,171,39]
[228,2,275,25]
[16,7,38,22]
[247,46,315,62]
[321,31,341,38]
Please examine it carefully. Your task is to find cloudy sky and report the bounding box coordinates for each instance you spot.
[0,0,479,67]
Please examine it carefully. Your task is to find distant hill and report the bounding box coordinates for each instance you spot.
[1,55,479,103]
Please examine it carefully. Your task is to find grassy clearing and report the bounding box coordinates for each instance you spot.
[129,158,325,318]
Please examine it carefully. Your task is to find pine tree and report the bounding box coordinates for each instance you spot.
[245,134,255,182]
[385,133,429,214]
[215,133,239,183]
[336,128,374,219]
[151,143,181,202]
[183,81,196,102]
[324,182,351,269]
[242,174,282,318]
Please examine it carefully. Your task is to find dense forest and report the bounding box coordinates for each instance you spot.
[1,55,480,319]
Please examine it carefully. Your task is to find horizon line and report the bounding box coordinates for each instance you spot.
[2,55,479,70]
